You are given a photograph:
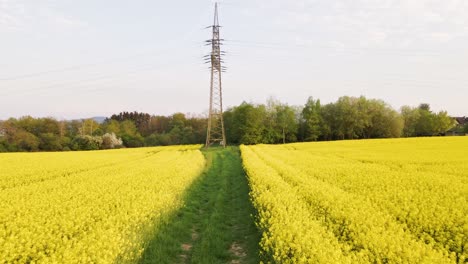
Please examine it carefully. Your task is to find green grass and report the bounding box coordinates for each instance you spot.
[138,146,260,264]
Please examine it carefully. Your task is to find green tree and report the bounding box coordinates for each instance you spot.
[229,102,266,144]
[120,120,138,137]
[39,133,62,151]
[414,104,435,136]
[149,133,172,146]
[362,99,403,138]
[71,135,102,150]
[13,130,40,151]
[433,111,456,135]
[321,96,403,140]
[109,111,152,136]
[320,103,335,140]
[301,97,322,141]
[67,120,83,138]
[103,119,121,135]
[150,116,171,134]
[38,118,60,135]
[329,96,367,139]
[16,116,39,134]
[185,115,207,144]
[223,110,236,143]
[0,139,8,152]
[401,104,454,137]
[275,104,298,144]
[170,113,186,130]
[116,120,143,147]
[263,98,281,144]
[82,119,100,136]
[401,106,420,137]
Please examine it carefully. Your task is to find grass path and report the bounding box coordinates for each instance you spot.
[139,147,260,264]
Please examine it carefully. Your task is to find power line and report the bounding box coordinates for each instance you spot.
[0,5,212,82]
[224,39,443,57]
[0,50,175,81]
[0,55,199,97]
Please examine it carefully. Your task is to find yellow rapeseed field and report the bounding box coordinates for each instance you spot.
[0,145,205,263]
[241,137,468,263]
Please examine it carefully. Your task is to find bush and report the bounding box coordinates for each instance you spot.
[39,133,62,151]
[71,135,102,151]
[62,146,71,151]
[0,140,8,152]
[101,133,123,149]
[144,133,172,146]
[121,134,144,148]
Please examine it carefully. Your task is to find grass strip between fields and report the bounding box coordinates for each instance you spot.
[138,146,260,264]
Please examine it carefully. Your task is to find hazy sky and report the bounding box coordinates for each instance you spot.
[1,0,467,119]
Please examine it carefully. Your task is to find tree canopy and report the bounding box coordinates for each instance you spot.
[0,96,461,152]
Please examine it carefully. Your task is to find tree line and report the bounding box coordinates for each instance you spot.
[0,111,206,152]
[0,96,465,152]
[224,96,462,144]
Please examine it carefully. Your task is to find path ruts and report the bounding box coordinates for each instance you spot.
[139,147,260,264]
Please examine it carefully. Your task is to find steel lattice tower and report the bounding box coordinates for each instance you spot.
[205,2,226,147]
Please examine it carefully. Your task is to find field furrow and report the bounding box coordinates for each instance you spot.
[241,137,468,263]
[0,146,205,263]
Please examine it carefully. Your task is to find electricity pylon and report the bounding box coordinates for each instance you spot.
[205,2,226,147]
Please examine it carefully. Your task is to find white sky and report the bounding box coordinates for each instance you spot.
[0,0,467,119]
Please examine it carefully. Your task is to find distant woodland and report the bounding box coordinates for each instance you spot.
[0,96,466,152]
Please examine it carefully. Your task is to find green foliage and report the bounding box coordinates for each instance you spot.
[120,120,139,137]
[228,102,266,144]
[261,98,298,144]
[401,104,456,136]
[39,132,63,151]
[401,106,420,136]
[274,104,298,143]
[67,120,83,138]
[144,133,171,146]
[433,111,456,134]
[362,99,403,138]
[71,135,102,150]
[317,96,403,140]
[121,134,144,148]
[103,119,121,135]
[109,111,152,136]
[13,130,40,151]
[0,139,8,152]
[335,96,364,139]
[170,113,186,130]
[81,119,99,135]
[301,97,322,141]
[0,97,460,152]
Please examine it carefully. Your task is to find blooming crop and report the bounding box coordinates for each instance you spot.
[0,145,205,263]
[241,137,467,263]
